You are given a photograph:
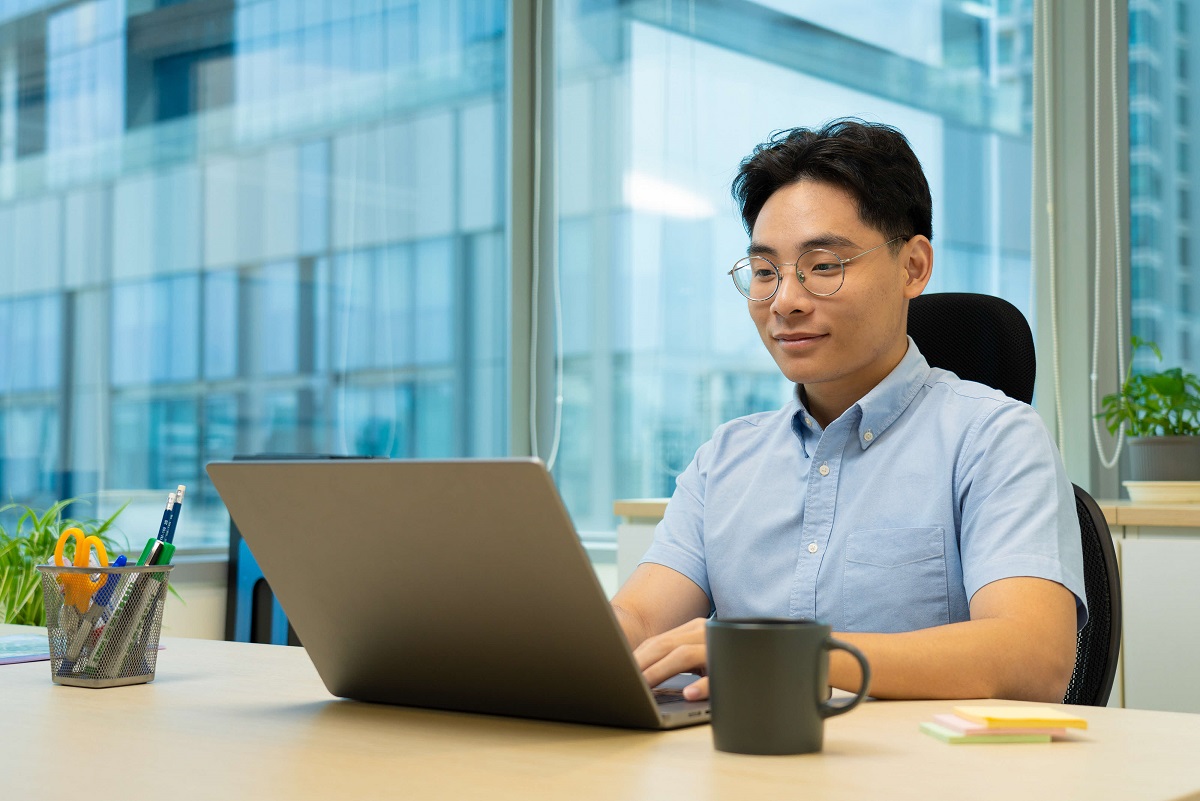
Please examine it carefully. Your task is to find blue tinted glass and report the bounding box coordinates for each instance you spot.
[1129,3,1199,375]
[556,2,1036,530]
[204,270,239,380]
[111,275,200,386]
[2,0,508,548]
[258,261,300,376]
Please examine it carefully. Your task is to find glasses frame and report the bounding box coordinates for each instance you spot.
[728,235,909,301]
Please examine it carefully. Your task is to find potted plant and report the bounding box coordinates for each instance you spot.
[1099,336,1200,490]
[0,499,127,626]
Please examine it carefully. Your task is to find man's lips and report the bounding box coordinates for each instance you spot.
[773,332,826,342]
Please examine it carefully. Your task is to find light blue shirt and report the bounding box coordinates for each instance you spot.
[642,339,1088,633]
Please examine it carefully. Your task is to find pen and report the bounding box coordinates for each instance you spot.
[138,492,177,566]
[166,485,185,544]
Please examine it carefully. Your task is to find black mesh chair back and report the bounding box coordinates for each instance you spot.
[907,292,1036,404]
[907,292,1121,706]
[1063,485,1122,705]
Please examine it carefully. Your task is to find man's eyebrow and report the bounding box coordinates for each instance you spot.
[747,234,859,257]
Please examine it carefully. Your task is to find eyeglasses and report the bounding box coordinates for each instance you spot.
[728,236,909,300]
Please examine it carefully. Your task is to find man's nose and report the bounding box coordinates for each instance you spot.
[770,268,814,315]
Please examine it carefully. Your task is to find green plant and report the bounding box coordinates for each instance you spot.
[1099,336,1200,438]
[0,498,129,626]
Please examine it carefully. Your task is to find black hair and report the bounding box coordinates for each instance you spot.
[731,118,933,245]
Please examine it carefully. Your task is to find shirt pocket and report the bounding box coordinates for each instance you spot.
[842,526,950,633]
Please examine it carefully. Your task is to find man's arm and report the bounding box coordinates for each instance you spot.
[611,563,710,651]
[830,576,1078,702]
[630,575,1078,703]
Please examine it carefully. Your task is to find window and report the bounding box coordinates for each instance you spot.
[0,2,1052,544]
[1132,163,1163,199]
[1131,112,1159,149]
[1130,4,1200,375]
[1131,10,1160,50]
[553,2,1035,529]
[1130,62,1161,97]
[0,0,509,545]
[1132,212,1161,250]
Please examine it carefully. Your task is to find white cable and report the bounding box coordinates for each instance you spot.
[1039,0,1067,453]
[1090,0,1127,469]
[528,0,563,470]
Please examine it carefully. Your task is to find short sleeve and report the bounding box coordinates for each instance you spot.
[957,401,1088,630]
[639,439,714,607]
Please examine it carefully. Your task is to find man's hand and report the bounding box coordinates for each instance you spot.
[631,618,711,700]
[611,563,711,696]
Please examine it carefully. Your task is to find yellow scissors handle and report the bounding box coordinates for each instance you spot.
[55,527,109,567]
[55,528,110,612]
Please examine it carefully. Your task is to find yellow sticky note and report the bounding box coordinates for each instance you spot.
[952,705,1088,730]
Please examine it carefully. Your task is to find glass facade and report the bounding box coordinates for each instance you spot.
[553,1,1036,532]
[0,0,508,544]
[1128,0,1198,373]
[0,0,1035,547]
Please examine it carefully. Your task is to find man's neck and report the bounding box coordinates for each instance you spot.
[798,341,910,428]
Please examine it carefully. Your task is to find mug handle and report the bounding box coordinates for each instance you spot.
[819,637,872,719]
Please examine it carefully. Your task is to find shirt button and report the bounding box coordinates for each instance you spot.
[807,542,818,554]
[818,463,830,476]
[863,430,874,442]
[804,417,813,427]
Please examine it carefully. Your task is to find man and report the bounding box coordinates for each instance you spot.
[611,119,1086,703]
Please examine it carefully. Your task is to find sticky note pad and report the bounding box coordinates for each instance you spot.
[933,714,1067,737]
[952,705,1088,730]
[920,722,1053,744]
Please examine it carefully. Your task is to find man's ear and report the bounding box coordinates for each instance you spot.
[902,236,934,298]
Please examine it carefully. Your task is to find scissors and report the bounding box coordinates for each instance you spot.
[54,527,110,614]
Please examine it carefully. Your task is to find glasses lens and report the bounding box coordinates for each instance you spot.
[798,250,845,296]
[731,257,778,300]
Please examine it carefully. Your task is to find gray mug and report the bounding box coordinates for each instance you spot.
[706,618,871,755]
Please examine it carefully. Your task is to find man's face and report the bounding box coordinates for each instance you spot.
[747,179,925,404]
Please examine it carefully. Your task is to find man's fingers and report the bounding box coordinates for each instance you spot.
[683,676,709,701]
[631,617,707,670]
[641,643,707,689]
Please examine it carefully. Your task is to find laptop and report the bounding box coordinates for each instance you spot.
[206,457,711,729]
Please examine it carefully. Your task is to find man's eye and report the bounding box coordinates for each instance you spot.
[753,268,776,279]
[810,262,839,274]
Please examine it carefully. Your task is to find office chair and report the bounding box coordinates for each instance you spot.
[907,292,1122,706]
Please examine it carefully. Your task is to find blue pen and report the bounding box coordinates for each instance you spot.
[139,492,175,566]
[157,491,175,542]
[166,484,185,544]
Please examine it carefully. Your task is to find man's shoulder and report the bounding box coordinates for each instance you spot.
[917,367,1050,446]
[715,405,793,434]
[921,367,1028,415]
[699,405,794,457]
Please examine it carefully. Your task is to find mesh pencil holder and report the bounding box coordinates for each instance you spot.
[36,563,174,688]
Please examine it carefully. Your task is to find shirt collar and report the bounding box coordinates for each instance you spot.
[852,336,930,449]
[790,336,931,452]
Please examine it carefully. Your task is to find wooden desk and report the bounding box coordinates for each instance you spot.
[3,625,1199,801]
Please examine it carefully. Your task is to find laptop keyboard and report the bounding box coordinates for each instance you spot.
[653,687,688,705]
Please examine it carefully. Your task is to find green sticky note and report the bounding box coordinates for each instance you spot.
[920,721,1053,744]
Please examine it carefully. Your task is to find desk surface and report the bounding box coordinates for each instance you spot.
[3,626,1199,801]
